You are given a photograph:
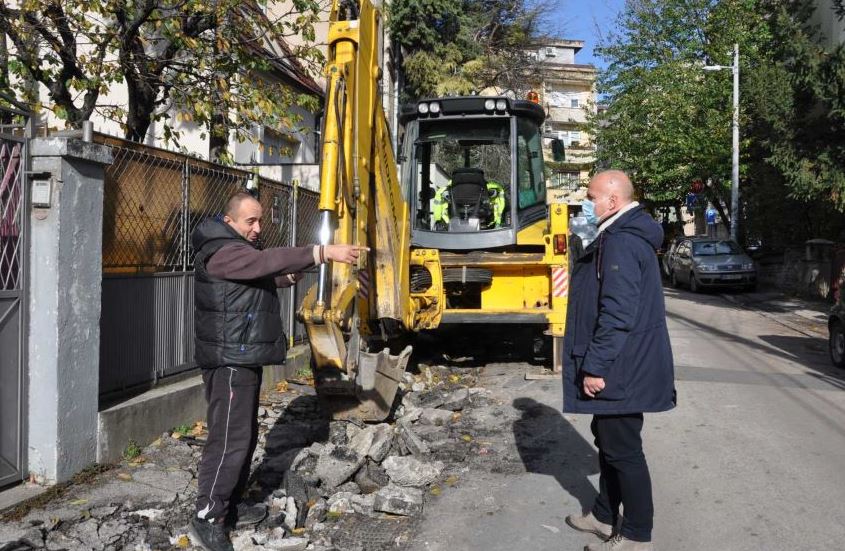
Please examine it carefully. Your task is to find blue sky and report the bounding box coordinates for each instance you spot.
[548,0,626,70]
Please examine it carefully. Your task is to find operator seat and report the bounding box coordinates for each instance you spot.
[449,168,491,230]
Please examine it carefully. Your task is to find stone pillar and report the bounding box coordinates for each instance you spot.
[27,138,112,484]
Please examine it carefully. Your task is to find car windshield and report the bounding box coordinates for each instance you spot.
[692,240,742,256]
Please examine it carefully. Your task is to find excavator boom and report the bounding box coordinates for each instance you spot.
[299,0,421,421]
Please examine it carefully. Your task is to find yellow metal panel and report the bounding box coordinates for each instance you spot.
[516,219,546,245]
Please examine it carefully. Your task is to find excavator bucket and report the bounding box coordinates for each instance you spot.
[316,345,412,422]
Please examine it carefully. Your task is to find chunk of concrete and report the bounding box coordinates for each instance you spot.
[442,388,470,411]
[417,408,454,426]
[373,484,423,516]
[398,421,430,457]
[382,456,444,487]
[314,443,364,490]
[367,424,395,462]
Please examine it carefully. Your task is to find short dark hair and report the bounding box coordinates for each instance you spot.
[224,192,259,218]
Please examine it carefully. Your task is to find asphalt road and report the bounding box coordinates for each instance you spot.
[408,287,845,551]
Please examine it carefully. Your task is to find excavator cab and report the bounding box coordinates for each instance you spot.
[401,97,547,251]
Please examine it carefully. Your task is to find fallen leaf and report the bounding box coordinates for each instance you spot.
[292,528,305,535]
[175,534,191,548]
[69,499,88,506]
[448,374,461,384]
[275,380,289,393]
[451,412,462,422]
[171,432,182,439]
[430,486,442,496]
[445,475,459,486]
[461,434,473,442]
[117,473,132,481]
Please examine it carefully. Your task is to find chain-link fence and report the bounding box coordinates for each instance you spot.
[97,134,321,400]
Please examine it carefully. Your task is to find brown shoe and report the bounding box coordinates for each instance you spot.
[585,534,654,551]
[565,512,614,540]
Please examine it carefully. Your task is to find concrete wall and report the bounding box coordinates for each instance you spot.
[28,138,112,484]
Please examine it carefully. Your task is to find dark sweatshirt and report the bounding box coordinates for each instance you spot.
[206,241,317,287]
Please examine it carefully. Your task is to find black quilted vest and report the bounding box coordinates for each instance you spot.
[192,218,286,368]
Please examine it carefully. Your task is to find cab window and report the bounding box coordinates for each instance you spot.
[516,118,546,210]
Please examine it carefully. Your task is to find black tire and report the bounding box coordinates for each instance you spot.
[670,270,681,289]
[689,272,700,293]
[830,319,845,369]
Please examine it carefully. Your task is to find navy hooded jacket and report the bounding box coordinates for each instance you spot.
[563,206,676,415]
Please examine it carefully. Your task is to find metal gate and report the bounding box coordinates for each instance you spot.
[0,109,31,488]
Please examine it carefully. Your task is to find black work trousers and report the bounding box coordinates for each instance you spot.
[195,365,262,523]
[590,413,653,542]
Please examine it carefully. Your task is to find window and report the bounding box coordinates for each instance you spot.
[570,98,580,108]
[410,119,512,233]
[570,131,581,141]
[516,118,546,210]
[556,172,580,189]
[545,47,556,57]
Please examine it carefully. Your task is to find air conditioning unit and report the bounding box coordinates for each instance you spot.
[545,47,556,57]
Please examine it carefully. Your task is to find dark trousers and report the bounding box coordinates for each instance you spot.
[590,413,653,542]
[195,365,262,522]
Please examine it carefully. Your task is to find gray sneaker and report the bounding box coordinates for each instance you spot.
[565,512,614,539]
[585,534,654,551]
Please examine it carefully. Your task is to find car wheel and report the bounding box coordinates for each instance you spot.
[830,319,845,369]
[670,270,681,289]
[689,272,700,293]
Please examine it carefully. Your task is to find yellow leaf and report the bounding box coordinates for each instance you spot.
[117,473,132,481]
[275,380,288,393]
[292,528,305,535]
[171,432,182,439]
[451,412,462,422]
[461,434,473,442]
[176,534,191,548]
[448,374,461,384]
[445,475,459,486]
[430,486,442,496]
[69,498,88,506]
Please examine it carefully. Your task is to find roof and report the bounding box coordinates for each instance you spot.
[238,2,324,98]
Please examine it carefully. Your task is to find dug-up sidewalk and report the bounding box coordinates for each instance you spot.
[0,368,494,551]
[718,288,832,339]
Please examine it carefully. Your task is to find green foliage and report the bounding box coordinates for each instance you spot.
[173,424,192,436]
[590,0,845,247]
[0,0,322,153]
[387,0,546,100]
[122,440,142,461]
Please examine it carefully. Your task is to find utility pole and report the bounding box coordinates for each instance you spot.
[703,43,740,242]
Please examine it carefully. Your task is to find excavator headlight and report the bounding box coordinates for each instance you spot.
[418,103,430,114]
[429,102,441,114]
[484,99,496,111]
[495,99,507,111]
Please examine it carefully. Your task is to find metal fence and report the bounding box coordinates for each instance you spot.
[0,107,32,487]
[97,135,322,400]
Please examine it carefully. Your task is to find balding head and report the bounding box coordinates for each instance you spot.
[223,192,262,242]
[587,170,634,223]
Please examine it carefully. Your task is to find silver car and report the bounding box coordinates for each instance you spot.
[669,238,757,292]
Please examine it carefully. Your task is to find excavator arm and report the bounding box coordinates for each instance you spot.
[298,0,419,421]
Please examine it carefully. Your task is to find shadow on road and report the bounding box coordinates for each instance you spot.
[511,397,598,514]
[413,325,550,369]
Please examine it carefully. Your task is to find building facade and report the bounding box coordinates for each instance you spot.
[530,39,598,190]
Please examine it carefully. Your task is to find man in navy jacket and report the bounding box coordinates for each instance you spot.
[563,171,675,551]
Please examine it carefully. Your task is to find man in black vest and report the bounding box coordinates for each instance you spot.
[190,192,364,551]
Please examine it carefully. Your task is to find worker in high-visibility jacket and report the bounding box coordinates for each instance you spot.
[432,180,507,229]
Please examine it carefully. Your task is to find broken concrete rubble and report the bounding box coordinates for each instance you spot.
[0,364,489,551]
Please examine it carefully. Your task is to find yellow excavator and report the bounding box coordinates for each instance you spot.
[299,0,571,421]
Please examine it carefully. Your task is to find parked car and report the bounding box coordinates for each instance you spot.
[661,236,685,278]
[830,300,845,368]
[668,237,757,292]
